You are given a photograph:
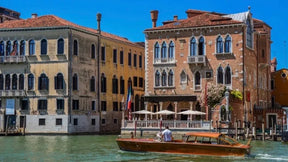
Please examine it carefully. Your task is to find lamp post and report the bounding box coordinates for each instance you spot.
[225,90,229,122]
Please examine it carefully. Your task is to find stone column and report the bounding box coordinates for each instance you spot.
[174,102,178,120]
[159,102,163,120]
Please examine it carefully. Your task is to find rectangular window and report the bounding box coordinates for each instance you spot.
[39,119,45,126]
[101,101,107,111]
[128,52,131,66]
[120,79,124,94]
[21,99,28,110]
[72,100,79,110]
[271,80,274,90]
[92,101,96,111]
[74,118,78,126]
[113,102,118,111]
[101,119,106,124]
[101,46,105,61]
[133,54,137,67]
[38,99,47,110]
[57,99,64,110]
[56,118,62,126]
[205,71,213,79]
[113,49,117,64]
[114,119,118,124]
[120,51,124,64]
[91,119,96,125]
[139,77,143,88]
[133,77,138,87]
[139,55,142,68]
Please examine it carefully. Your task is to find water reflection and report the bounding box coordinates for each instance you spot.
[0,136,287,161]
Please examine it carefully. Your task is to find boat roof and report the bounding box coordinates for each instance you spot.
[185,132,221,138]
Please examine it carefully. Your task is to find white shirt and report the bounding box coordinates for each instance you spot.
[162,129,172,142]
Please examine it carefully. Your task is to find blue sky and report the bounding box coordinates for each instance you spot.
[1,0,287,69]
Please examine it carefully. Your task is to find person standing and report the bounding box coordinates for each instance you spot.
[162,126,172,142]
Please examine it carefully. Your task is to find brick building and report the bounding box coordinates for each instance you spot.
[143,8,271,126]
[0,7,20,23]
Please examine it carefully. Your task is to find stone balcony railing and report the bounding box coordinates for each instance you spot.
[187,55,206,65]
[0,56,26,63]
[0,90,26,97]
[154,58,176,64]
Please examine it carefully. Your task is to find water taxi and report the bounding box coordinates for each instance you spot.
[116,132,251,157]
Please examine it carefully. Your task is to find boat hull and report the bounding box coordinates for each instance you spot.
[116,138,250,157]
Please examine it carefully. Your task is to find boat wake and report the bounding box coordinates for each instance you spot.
[255,154,288,161]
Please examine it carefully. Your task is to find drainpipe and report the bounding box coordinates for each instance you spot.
[97,13,102,133]
[242,25,246,126]
[68,29,73,133]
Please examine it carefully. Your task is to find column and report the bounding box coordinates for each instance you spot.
[144,102,148,120]
[174,102,178,120]
[159,102,163,120]
[189,102,193,120]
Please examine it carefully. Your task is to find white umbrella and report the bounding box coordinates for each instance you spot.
[132,110,154,115]
[177,110,206,115]
[155,110,175,115]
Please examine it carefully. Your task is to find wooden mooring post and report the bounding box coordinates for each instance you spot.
[262,122,265,141]
[235,121,238,140]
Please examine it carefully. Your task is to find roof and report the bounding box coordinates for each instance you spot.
[185,132,221,138]
[0,15,141,47]
[223,11,249,22]
[145,12,242,31]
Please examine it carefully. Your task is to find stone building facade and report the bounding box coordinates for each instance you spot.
[144,9,271,126]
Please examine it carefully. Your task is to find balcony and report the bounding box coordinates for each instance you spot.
[154,58,176,65]
[187,55,206,65]
[0,90,26,97]
[0,56,26,64]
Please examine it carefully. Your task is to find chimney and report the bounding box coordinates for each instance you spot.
[150,10,159,28]
[31,13,38,18]
[97,13,102,34]
[173,15,178,21]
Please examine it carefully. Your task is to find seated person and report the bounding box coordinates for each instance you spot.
[161,126,173,142]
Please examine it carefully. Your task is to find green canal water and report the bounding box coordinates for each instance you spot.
[0,135,287,162]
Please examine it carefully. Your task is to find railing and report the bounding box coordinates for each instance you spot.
[154,58,175,64]
[0,90,25,97]
[187,55,206,65]
[0,56,26,63]
[123,120,211,129]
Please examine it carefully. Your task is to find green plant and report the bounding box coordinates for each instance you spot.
[231,90,243,100]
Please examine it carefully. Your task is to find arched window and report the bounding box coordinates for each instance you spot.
[246,17,253,48]
[161,42,167,59]
[180,71,187,83]
[55,73,64,89]
[19,74,24,90]
[101,73,106,93]
[28,74,34,90]
[155,70,160,87]
[225,66,231,84]
[57,38,64,54]
[73,40,78,56]
[0,41,4,56]
[216,36,223,53]
[224,35,231,53]
[217,66,224,84]
[120,76,125,94]
[168,70,173,86]
[195,71,201,90]
[112,75,118,94]
[29,40,35,55]
[72,74,78,90]
[12,74,17,90]
[6,41,11,56]
[154,42,159,59]
[0,74,3,90]
[12,41,18,55]
[20,40,25,55]
[162,70,167,86]
[5,74,10,90]
[38,73,49,90]
[190,37,196,56]
[41,39,47,55]
[90,76,95,92]
[91,44,96,58]
[168,41,174,58]
[220,106,227,121]
[198,37,205,55]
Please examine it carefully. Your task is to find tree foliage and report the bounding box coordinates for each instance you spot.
[200,84,226,108]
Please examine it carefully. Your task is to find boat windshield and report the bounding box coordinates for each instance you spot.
[219,135,238,145]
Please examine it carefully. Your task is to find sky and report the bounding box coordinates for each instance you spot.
[1,0,287,69]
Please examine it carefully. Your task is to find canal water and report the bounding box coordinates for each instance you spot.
[0,135,287,162]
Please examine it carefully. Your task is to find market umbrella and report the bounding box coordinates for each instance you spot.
[132,110,154,115]
[155,110,175,115]
[177,110,206,115]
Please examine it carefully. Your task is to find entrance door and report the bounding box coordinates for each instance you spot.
[268,115,276,129]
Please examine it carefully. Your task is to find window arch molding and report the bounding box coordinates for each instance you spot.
[73,39,78,56]
[100,73,106,93]
[40,39,48,55]
[19,74,25,90]
[198,36,205,56]
[38,73,49,90]
[168,69,174,86]
[55,73,64,90]
[0,41,5,56]
[217,66,224,84]
[72,73,78,91]
[194,71,201,90]
[161,41,167,59]
[224,34,232,53]
[29,39,35,55]
[189,36,197,56]
[168,41,175,59]
[216,35,223,54]
[20,40,25,56]
[155,70,160,87]
[57,38,64,54]
[180,70,187,84]
[90,75,96,92]
[28,73,34,90]
[224,65,232,86]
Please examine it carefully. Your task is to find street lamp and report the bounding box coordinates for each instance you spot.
[225,90,229,122]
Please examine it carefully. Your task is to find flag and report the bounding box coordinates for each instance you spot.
[10,43,17,56]
[125,84,132,111]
